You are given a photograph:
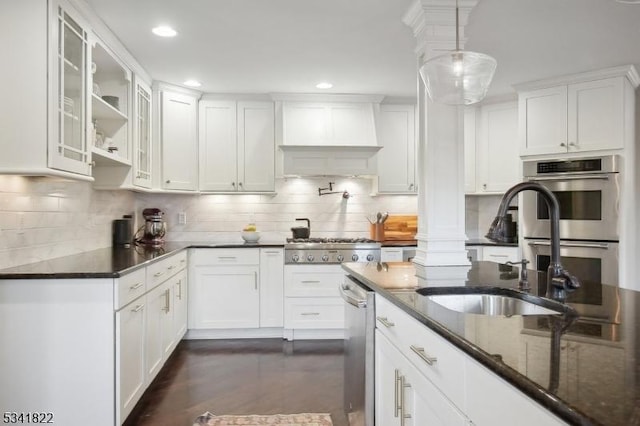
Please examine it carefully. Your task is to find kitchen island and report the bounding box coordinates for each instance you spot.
[342,261,637,426]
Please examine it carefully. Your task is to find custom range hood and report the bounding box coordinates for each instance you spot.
[273,94,384,176]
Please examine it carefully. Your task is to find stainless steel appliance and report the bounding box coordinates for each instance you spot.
[521,155,620,241]
[284,238,381,264]
[520,156,622,322]
[340,275,375,426]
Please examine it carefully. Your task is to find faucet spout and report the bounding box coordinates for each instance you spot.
[485,182,580,302]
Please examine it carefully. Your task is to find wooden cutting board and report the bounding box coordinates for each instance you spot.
[382,215,417,242]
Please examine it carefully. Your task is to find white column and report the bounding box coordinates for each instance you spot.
[403,0,478,267]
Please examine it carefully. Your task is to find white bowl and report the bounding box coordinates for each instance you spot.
[241,231,261,243]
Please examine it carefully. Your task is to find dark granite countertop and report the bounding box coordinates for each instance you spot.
[0,241,285,279]
[342,261,637,426]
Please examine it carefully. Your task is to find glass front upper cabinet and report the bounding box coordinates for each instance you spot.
[51,5,91,175]
[134,79,152,188]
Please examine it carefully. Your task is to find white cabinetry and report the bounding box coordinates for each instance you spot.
[466,101,520,194]
[374,294,566,426]
[481,246,519,264]
[133,78,153,188]
[517,66,639,157]
[376,104,417,193]
[283,264,345,339]
[259,249,285,327]
[0,0,94,178]
[199,99,275,192]
[156,84,200,191]
[189,249,261,329]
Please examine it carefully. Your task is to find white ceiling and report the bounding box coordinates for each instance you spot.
[85,0,640,100]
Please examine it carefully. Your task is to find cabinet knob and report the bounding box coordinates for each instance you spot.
[560,142,567,147]
[569,142,578,148]
[166,179,171,184]
[483,183,487,189]
[238,182,243,187]
[88,161,96,167]
[231,182,236,187]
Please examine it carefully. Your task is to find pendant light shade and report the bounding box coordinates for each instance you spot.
[419,51,497,105]
[418,1,497,105]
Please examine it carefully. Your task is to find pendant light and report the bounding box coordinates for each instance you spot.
[419,0,496,105]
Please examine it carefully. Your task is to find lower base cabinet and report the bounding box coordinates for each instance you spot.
[375,294,567,426]
[376,330,468,426]
[116,299,146,422]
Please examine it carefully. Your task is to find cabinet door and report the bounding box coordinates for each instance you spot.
[161,91,198,190]
[259,249,284,327]
[477,102,520,193]
[133,78,152,188]
[375,330,402,426]
[145,280,172,380]
[376,104,416,193]
[199,100,238,191]
[173,269,188,343]
[519,86,568,156]
[238,101,275,192]
[49,3,92,176]
[116,299,146,424]
[190,265,260,329]
[568,77,624,152]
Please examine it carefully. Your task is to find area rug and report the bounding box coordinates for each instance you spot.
[193,412,333,426]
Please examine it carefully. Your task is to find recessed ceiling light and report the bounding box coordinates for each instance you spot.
[152,26,177,37]
[316,82,333,89]
[183,80,202,88]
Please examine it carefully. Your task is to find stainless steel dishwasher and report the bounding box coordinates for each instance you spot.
[340,275,375,426]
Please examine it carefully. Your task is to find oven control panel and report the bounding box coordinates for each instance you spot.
[285,249,381,264]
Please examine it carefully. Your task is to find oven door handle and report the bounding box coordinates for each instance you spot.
[339,283,367,308]
[527,240,611,249]
[528,174,611,182]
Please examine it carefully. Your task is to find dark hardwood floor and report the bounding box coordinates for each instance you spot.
[124,339,348,426]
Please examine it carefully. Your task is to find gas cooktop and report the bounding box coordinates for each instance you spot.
[284,237,381,264]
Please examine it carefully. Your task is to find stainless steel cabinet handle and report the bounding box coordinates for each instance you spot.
[301,280,321,284]
[154,271,165,278]
[176,279,182,300]
[129,282,143,290]
[264,250,281,254]
[167,265,175,270]
[527,240,610,249]
[162,288,171,313]
[394,369,401,418]
[376,316,395,328]
[529,174,610,182]
[410,345,437,365]
[300,312,320,316]
[217,256,237,260]
[254,271,258,290]
[400,375,411,426]
[131,304,145,313]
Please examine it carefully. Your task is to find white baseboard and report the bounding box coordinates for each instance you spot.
[285,328,345,341]
[184,328,285,340]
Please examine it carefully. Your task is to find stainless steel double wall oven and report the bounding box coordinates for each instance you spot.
[521,155,621,328]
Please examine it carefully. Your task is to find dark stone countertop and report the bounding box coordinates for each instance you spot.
[342,261,638,426]
[465,238,518,247]
[0,241,285,279]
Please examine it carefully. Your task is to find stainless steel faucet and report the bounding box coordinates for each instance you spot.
[486,182,580,302]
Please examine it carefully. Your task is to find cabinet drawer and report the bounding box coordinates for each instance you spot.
[284,298,345,329]
[481,246,518,263]
[115,268,146,310]
[380,247,403,262]
[190,248,260,266]
[375,294,466,410]
[147,251,188,289]
[284,269,343,297]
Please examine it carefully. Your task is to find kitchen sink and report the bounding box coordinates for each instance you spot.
[416,287,573,317]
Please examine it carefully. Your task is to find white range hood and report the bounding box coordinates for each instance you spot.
[273,94,384,176]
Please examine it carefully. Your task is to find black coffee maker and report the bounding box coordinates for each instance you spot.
[112,215,133,248]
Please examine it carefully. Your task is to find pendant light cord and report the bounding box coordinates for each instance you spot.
[455,0,460,51]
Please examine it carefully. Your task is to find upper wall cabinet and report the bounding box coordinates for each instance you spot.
[465,101,520,194]
[0,0,92,179]
[516,65,640,157]
[199,99,275,192]
[376,104,417,193]
[155,84,200,191]
[90,38,131,167]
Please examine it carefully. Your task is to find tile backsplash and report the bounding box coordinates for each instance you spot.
[0,175,500,269]
[0,176,135,269]
[135,177,418,242]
